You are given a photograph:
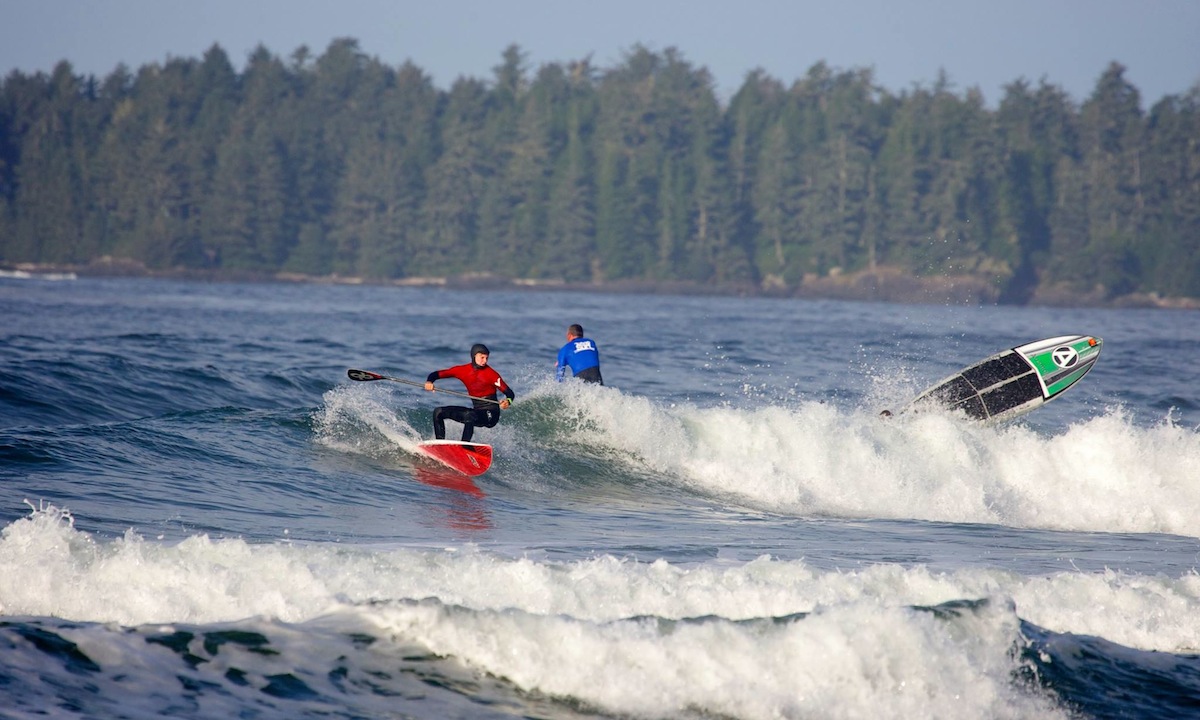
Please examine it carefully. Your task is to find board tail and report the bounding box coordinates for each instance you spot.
[416,440,493,476]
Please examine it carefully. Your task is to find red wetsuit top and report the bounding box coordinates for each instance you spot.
[428,363,515,409]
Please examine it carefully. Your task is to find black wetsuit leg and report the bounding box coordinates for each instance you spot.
[434,406,474,440]
[476,407,500,429]
[434,405,500,442]
[575,366,603,385]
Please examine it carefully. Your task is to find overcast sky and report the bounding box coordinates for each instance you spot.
[2,0,1197,108]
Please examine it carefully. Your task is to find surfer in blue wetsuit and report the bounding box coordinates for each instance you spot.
[555,324,603,385]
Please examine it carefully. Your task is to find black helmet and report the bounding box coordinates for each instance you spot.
[470,343,490,360]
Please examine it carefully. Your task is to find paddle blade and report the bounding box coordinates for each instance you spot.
[347,369,386,381]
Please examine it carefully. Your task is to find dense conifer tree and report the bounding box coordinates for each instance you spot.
[0,43,1196,303]
[537,60,598,282]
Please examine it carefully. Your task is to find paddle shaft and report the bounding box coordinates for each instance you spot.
[347,369,504,406]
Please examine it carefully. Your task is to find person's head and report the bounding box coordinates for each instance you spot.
[470,343,490,366]
[567,324,584,340]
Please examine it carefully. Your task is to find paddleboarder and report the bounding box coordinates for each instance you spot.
[555,324,603,385]
[424,344,515,441]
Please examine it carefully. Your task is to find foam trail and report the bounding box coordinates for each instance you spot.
[312,384,424,457]
[544,386,1200,537]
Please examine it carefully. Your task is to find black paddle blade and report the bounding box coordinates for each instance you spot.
[347,369,385,381]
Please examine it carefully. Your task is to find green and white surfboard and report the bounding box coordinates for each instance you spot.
[899,334,1102,425]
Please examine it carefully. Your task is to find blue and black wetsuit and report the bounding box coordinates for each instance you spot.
[556,336,603,384]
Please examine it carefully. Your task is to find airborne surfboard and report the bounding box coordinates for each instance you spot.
[414,440,493,476]
[895,334,1102,425]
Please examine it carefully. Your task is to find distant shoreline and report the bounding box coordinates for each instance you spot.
[4,259,1198,310]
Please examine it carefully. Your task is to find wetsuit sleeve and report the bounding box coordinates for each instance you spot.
[498,375,515,401]
[555,344,569,382]
[426,369,444,383]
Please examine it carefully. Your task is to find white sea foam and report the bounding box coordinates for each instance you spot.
[3,504,1199,656]
[318,365,1200,540]
[369,596,1067,719]
[0,269,77,281]
[312,383,424,456]
[544,383,1200,537]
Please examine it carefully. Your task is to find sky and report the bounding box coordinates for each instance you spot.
[1,0,1197,108]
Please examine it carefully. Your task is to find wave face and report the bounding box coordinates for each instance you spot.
[2,276,1199,718]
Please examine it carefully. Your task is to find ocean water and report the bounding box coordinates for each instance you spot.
[1,275,1199,719]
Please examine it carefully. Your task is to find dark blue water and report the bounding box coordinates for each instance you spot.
[2,276,1199,719]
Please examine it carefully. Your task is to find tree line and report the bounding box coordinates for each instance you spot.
[1,39,1198,302]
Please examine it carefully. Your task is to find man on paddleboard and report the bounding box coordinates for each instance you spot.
[424,343,515,441]
[555,324,603,385]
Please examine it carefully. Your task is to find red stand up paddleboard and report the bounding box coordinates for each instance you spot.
[415,440,493,476]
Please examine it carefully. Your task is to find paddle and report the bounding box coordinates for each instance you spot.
[347,368,504,405]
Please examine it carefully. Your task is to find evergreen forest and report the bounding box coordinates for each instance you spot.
[1,40,1198,303]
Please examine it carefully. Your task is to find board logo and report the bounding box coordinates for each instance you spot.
[1051,346,1079,368]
